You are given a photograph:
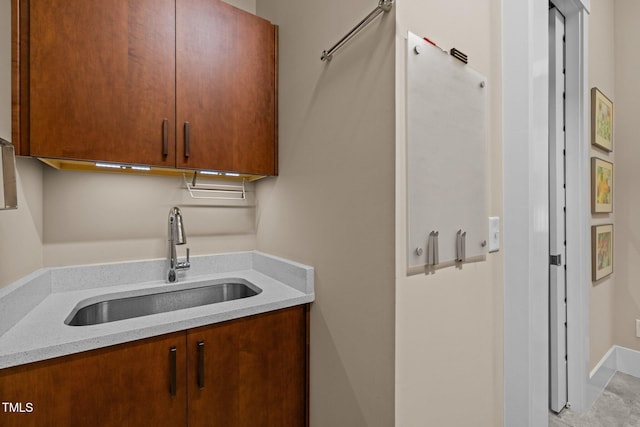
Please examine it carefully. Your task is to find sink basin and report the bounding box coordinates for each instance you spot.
[65,280,262,326]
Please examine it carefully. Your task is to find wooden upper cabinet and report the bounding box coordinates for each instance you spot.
[14,0,277,175]
[26,0,177,167]
[176,0,277,175]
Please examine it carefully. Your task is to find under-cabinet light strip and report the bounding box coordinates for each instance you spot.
[95,163,246,179]
[95,162,122,169]
[95,162,151,171]
[199,170,240,177]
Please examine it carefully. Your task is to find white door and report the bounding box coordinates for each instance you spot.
[549,6,568,414]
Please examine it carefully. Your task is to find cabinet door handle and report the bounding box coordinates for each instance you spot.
[162,118,169,157]
[184,122,190,158]
[169,346,177,396]
[197,341,205,389]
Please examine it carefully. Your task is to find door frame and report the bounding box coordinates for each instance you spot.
[549,6,568,413]
[503,0,590,425]
[557,0,591,414]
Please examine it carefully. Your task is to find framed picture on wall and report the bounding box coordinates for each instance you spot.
[591,157,613,213]
[591,87,613,151]
[592,224,613,281]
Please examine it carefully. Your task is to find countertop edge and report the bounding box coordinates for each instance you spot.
[0,269,51,337]
[0,252,315,370]
[0,294,314,370]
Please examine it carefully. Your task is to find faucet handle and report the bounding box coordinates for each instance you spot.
[179,247,191,270]
[175,248,191,271]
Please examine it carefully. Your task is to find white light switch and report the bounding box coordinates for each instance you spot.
[489,217,500,253]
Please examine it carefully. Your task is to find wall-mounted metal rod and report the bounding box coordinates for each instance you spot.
[321,0,393,61]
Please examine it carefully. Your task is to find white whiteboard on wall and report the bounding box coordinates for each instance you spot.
[406,32,488,273]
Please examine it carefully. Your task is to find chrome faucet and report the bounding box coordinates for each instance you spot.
[168,206,190,283]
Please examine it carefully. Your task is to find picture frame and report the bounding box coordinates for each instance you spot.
[591,157,613,213]
[592,224,613,281]
[591,87,613,151]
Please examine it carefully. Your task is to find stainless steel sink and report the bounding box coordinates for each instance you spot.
[65,280,262,326]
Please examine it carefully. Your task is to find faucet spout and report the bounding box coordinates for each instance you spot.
[168,206,190,283]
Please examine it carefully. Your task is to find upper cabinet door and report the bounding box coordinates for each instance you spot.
[176,0,277,175]
[28,0,176,167]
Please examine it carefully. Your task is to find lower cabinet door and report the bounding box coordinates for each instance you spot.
[0,332,187,427]
[187,306,307,427]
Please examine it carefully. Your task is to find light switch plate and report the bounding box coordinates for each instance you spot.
[489,217,500,253]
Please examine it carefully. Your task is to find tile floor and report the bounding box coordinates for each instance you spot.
[549,372,640,427]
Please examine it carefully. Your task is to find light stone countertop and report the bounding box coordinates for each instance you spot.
[0,251,314,370]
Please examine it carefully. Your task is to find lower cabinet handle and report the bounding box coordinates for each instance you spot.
[162,118,169,157]
[184,122,191,158]
[197,341,205,389]
[169,346,177,396]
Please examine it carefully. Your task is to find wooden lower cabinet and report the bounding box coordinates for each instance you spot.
[0,306,308,427]
[188,306,307,427]
[0,332,187,427]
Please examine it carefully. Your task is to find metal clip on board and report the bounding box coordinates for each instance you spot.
[426,230,439,266]
[456,229,467,262]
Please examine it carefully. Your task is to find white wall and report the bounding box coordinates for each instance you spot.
[613,0,640,354]
[255,0,396,426]
[588,0,616,371]
[395,1,503,426]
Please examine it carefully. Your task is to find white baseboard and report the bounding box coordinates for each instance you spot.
[614,346,640,378]
[588,346,617,407]
[587,345,640,408]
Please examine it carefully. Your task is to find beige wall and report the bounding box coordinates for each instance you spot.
[255,1,396,426]
[589,0,616,371]
[0,158,44,288]
[41,169,256,267]
[222,0,255,13]
[0,0,44,288]
[395,1,503,426]
[613,0,640,353]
